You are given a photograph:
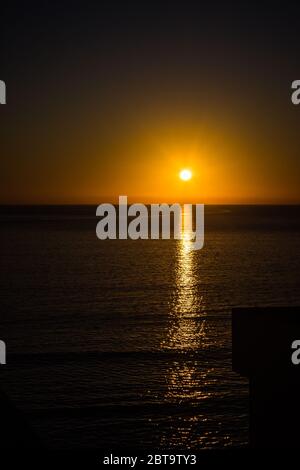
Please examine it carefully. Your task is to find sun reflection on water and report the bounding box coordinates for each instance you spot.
[162,205,207,351]
[160,205,212,447]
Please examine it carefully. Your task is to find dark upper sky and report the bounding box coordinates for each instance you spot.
[1,1,300,203]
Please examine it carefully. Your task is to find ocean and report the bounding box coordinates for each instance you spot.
[1,205,300,449]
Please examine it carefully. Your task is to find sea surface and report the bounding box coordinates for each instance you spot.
[1,205,300,449]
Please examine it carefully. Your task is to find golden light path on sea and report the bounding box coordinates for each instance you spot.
[160,206,216,448]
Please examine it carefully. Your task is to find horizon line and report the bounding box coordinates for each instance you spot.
[1,202,300,207]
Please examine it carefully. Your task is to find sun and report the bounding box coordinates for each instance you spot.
[179,169,192,181]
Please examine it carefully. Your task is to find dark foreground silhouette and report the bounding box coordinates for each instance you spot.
[233,307,300,448]
[0,389,42,448]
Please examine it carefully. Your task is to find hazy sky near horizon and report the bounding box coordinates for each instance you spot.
[1,1,300,204]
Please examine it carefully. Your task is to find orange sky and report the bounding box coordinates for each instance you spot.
[2,4,300,205]
[2,104,299,205]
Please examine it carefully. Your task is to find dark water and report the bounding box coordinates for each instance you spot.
[1,205,300,449]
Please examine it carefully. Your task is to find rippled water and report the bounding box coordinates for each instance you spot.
[1,205,300,448]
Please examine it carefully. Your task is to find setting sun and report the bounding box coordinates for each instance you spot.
[179,169,192,181]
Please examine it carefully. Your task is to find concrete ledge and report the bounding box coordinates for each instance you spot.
[232,307,300,448]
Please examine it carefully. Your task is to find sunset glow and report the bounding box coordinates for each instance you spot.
[179,169,192,181]
[2,3,300,206]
